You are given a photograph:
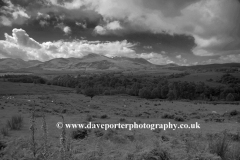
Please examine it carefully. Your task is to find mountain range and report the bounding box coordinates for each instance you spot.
[1,53,240,72]
[0,53,159,71]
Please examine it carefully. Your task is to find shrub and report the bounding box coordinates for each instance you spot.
[141,148,172,160]
[174,116,185,122]
[153,128,162,134]
[71,129,89,140]
[209,131,231,160]
[229,110,238,116]
[119,118,127,122]
[0,141,6,151]
[139,87,151,99]
[100,114,108,119]
[0,127,9,136]
[167,90,175,100]
[226,93,235,101]
[229,143,240,160]
[86,114,93,121]
[161,113,175,119]
[7,115,23,130]
[84,88,97,99]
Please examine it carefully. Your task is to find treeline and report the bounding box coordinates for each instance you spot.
[1,73,239,101]
[171,67,240,73]
[216,73,240,84]
[49,73,240,101]
[1,75,46,84]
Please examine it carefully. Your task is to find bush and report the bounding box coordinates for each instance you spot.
[229,143,240,160]
[141,148,172,160]
[86,114,93,121]
[174,116,185,122]
[71,129,89,140]
[84,88,97,99]
[209,131,231,160]
[139,87,151,99]
[100,114,108,119]
[0,141,6,151]
[7,115,23,130]
[162,113,175,119]
[229,110,238,116]
[226,93,235,101]
[167,90,175,100]
[0,127,9,136]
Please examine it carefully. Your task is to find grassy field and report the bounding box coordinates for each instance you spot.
[170,72,240,85]
[0,82,73,95]
[0,82,240,160]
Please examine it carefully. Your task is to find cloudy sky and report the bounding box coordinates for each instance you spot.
[0,0,240,65]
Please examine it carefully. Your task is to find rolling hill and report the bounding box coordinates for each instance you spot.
[0,58,42,70]
[1,54,240,73]
[0,53,158,71]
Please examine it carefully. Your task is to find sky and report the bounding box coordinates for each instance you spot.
[0,0,240,65]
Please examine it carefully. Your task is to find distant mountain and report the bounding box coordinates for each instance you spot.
[33,54,157,71]
[171,63,240,70]
[0,53,158,71]
[0,58,42,70]
[1,55,239,72]
[113,57,152,65]
[163,63,179,67]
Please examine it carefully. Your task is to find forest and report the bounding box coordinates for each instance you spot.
[1,73,240,101]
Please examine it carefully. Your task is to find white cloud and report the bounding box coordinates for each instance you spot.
[106,21,123,30]
[94,26,106,35]
[12,9,30,19]
[139,52,174,65]
[143,46,152,49]
[201,54,240,64]
[0,1,30,26]
[39,20,49,27]
[76,22,87,29]
[55,23,72,35]
[94,21,123,35]
[0,28,137,61]
[0,28,176,65]
[37,12,50,20]
[0,16,12,26]
[176,55,182,59]
[42,39,137,59]
[5,28,41,49]
[63,26,71,35]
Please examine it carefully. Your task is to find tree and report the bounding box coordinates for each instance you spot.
[167,90,175,100]
[151,88,160,99]
[161,85,169,99]
[84,88,97,100]
[129,83,141,96]
[226,93,235,101]
[139,87,151,99]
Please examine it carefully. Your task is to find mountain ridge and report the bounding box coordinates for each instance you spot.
[1,54,239,72]
[0,53,159,71]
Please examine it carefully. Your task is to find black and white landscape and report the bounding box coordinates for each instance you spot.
[0,0,240,160]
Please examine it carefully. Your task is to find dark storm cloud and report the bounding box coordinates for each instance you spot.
[142,0,201,17]
[9,0,50,9]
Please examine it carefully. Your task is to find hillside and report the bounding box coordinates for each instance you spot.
[0,53,158,71]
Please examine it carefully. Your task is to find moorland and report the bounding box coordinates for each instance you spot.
[0,57,240,160]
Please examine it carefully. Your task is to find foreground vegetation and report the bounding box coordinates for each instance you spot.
[0,112,240,160]
[0,72,240,160]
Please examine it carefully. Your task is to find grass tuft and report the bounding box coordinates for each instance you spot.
[6,115,23,130]
[0,127,9,137]
[209,130,231,160]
